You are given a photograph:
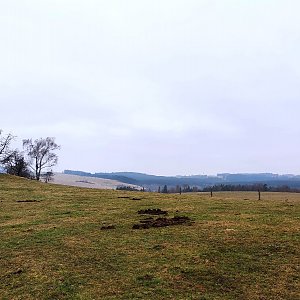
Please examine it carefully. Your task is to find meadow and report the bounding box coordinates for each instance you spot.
[0,174,299,300]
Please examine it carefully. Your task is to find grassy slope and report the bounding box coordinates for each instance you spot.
[0,174,299,300]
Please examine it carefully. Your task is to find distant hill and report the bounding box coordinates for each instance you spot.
[64,170,300,190]
[64,170,221,187]
[53,173,141,190]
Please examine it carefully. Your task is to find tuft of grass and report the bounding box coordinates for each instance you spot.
[0,174,299,299]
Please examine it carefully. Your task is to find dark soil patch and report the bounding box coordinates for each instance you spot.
[133,216,193,229]
[118,196,141,200]
[16,200,41,203]
[12,269,23,275]
[3,269,23,278]
[100,225,116,230]
[138,208,168,215]
[137,274,154,281]
[152,244,165,250]
[140,217,154,223]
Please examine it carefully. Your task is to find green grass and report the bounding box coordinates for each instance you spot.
[0,174,299,299]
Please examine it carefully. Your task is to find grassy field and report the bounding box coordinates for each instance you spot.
[0,174,299,300]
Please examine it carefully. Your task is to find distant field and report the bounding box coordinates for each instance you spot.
[52,173,140,190]
[0,174,299,300]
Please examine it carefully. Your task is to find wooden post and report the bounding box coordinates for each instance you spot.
[210,188,213,198]
[258,189,261,200]
[179,187,182,195]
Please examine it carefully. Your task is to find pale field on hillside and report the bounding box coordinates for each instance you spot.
[52,173,140,190]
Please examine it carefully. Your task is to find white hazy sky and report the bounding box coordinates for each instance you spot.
[1,0,300,175]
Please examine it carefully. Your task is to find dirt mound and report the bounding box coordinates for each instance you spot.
[118,196,142,201]
[100,225,116,230]
[133,216,192,229]
[16,200,40,203]
[138,208,168,215]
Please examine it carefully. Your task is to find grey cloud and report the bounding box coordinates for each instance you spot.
[1,1,300,174]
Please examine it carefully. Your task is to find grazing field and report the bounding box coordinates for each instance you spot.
[0,175,299,300]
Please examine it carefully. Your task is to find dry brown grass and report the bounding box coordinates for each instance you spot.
[0,174,299,299]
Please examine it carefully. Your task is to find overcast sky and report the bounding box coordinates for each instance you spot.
[1,0,300,175]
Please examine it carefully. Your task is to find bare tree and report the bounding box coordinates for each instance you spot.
[41,170,54,183]
[23,137,60,181]
[0,130,14,164]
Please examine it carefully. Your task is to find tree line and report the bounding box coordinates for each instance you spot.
[0,129,60,181]
[157,183,300,194]
[203,183,300,193]
[158,184,199,194]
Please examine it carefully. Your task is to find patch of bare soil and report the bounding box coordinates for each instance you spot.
[133,216,193,229]
[2,269,23,278]
[16,200,41,203]
[100,225,116,230]
[118,196,142,200]
[138,208,168,215]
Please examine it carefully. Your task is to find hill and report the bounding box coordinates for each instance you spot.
[0,174,299,299]
[52,173,141,190]
[64,170,300,190]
